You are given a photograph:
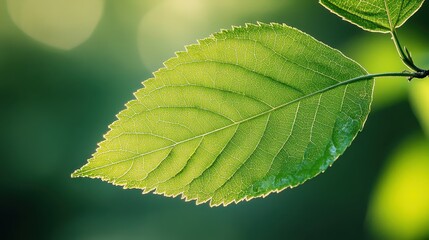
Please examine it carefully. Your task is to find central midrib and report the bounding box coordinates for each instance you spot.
[77,77,356,175]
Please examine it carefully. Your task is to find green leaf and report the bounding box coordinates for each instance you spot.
[320,0,425,32]
[72,23,373,206]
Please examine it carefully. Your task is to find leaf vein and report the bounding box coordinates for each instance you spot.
[154,137,205,187]
[169,60,305,95]
[185,124,241,195]
[212,113,272,199]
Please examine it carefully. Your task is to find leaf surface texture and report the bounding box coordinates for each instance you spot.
[72,23,373,206]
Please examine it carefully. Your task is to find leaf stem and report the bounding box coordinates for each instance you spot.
[390,29,426,73]
[342,71,427,86]
[312,71,426,101]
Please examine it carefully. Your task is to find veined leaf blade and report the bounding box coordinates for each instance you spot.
[320,0,425,32]
[72,23,374,206]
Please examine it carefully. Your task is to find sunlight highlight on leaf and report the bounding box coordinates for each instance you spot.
[7,0,104,50]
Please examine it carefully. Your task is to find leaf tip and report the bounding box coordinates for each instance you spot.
[71,168,84,178]
[70,162,93,179]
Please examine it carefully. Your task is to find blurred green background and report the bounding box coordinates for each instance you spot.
[1,1,429,239]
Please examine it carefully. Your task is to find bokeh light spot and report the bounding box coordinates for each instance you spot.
[7,0,104,50]
[137,0,291,72]
[368,136,429,239]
